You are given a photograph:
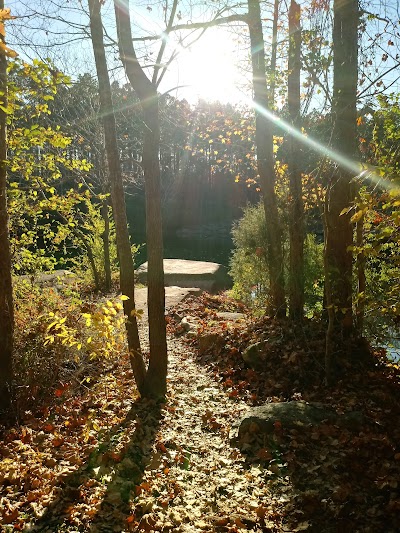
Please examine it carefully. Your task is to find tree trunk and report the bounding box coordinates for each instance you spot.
[247,0,286,318]
[269,0,279,106]
[355,213,366,332]
[101,198,112,292]
[288,0,304,320]
[324,0,358,382]
[88,0,146,391]
[0,2,14,419]
[114,0,167,398]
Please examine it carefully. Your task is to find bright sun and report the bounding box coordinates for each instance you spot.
[169,28,247,104]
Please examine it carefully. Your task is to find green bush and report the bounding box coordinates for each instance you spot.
[229,202,324,314]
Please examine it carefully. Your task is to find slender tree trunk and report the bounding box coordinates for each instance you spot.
[288,0,304,320]
[72,225,100,291]
[114,0,167,398]
[324,0,358,382]
[0,2,14,419]
[101,198,112,292]
[355,213,366,332]
[88,0,146,391]
[269,0,279,106]
[248,0,286,318]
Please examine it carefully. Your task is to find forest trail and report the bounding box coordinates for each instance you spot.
[0,300,285,533]
[122,326,282,533]
[2,293,400,532]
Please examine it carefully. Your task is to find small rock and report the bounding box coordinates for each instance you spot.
[198,333,225,354]
[180,315,200,333]
[242,342,266,370]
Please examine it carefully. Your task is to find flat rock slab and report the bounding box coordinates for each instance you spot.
[216,312,246,321]
[136,259,232,292]
[17,270,77,288]
[135,286,202,320]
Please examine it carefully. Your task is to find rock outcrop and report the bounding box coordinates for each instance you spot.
[136,259,232,292]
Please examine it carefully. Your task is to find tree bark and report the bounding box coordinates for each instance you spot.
[0,0,14,419]
[101,197,112,292]
[114,0,167,398]
[88,0,146,391]
[269,0,279,106]
[247,0,286,318]
[355,212,366,332]
[288,0,304,320]
[324,0,359,382]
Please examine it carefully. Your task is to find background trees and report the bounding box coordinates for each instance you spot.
[0,0,398,396]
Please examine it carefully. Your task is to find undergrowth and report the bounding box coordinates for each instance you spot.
[12,279,127,419]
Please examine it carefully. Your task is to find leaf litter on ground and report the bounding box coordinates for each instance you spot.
[0,291,399,532]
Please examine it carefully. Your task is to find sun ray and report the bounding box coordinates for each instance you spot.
[248,98,398,193]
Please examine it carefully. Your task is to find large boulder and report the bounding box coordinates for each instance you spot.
[136,259,231,292]
[232,401,364,448]
[134,287,203,319]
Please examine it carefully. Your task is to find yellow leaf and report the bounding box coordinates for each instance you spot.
[350,210,364,223]
[0,41,17,58]
[120,295,130,301]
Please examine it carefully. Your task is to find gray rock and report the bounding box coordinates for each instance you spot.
[198,332,225,354]
[216,312,246,321]
[17,269,77,288]
[232,401,364,448]
[242,342,266,370]
[180,315,200,333]
[135,286,203,320]
[136,259,231,292]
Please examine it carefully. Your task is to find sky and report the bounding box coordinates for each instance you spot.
[6,0,252,105]
[159,27,250,104]
[6,0,400,107]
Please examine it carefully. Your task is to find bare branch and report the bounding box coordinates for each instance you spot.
[357,61,400,99]
[132,14,248,42]
[152,0,179,85]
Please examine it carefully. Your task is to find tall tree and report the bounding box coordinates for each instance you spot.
[288,0,304,319]
[114,0,168,398]
[88,0,146,392]
[324,0,359,382]
[248,0,286,318]
[0,4,14,419]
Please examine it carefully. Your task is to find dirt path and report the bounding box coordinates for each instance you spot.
[4,293,399,532]
[1,317,284,533]
[127,331,282,532]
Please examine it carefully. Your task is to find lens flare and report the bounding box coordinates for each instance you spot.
[249,98,397,192]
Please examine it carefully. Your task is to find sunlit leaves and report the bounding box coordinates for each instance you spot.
[45,298,126,361]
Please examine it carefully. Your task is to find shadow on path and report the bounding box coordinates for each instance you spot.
[33,398,163,532]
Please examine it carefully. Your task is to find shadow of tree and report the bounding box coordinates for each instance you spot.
[176,311,400,532]
[33,398,163,532]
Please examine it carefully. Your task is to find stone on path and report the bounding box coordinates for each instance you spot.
[216,312,246,321]
[136,259,232,292]
[135,286,202,320]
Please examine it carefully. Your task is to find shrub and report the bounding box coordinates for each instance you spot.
[12,279,127,416]
[229,202,324,314]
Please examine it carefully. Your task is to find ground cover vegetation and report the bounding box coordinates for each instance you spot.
[0,0,399,531]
